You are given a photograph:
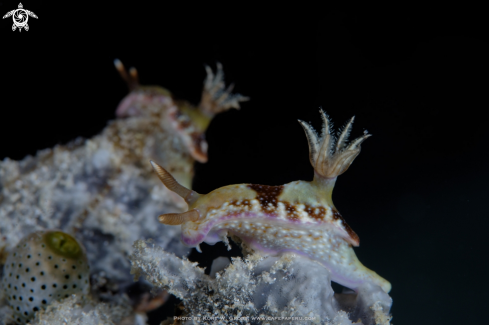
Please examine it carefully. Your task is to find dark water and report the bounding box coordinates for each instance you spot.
[1,4,487,324]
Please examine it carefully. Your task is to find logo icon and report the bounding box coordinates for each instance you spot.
[3,3,38,32]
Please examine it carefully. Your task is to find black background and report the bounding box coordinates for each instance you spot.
[1,3,488,324]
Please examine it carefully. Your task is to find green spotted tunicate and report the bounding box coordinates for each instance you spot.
[1,230,90,324]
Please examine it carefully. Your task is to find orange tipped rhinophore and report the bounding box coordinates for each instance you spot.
[114,59,139,91]
[158,210,200,225]
[150,161,201,225]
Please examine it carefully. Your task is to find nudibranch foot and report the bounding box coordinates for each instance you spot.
[207,218,391,293]
[151,110,391,294]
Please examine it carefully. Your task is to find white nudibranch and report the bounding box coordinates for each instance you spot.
[151,109,391,293]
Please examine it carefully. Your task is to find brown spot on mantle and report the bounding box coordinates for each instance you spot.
[247,184,284,208]
[283,202,299,220]
[304,205,326,220]
[229,199,251,207]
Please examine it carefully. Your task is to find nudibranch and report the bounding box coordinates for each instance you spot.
[114,60,249,165]
[151,110,391,293]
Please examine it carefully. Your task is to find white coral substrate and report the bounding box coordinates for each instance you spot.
[130,239,392,325]
[0,121,190,281]
[10,294,134,325]
[0,124,187,324]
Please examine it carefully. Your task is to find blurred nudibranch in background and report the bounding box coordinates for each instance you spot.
[113,59,249,187]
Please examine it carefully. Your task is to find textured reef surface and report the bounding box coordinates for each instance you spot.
[0,61,392,324]
[130,239,392,325]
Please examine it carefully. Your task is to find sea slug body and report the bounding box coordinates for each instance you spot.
[151,109,391,293]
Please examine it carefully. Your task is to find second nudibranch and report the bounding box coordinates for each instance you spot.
[151,110,391,293]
